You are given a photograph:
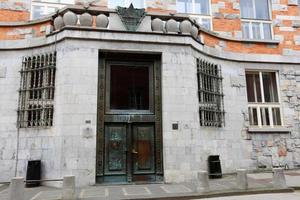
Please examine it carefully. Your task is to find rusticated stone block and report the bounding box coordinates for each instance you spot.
[224,14,240,20]
[288,0,298,5]
[292,20,300,28]
[272,4,288,11]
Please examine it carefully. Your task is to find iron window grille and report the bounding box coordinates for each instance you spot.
[197,59,225,127]
[17,52,56,128]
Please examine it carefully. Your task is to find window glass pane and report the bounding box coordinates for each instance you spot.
[32,6,44,19]
[177,0,193,13]
[263,23,272,40]
[249,107,258,126]
[195,0,210,15]
[262,72,279,103]
[39,0,59,3]
[246,73,255,102]
[242,22,250,39]
[272,108,282,126]
[201,18,211,30]
[254,0,269,20]
[60,0,74,4]
[246,73,262,102]
[192,17,211,30]
[255,74,262,102]
[110,65,149,110]
[127,0,144,8]
[108,0,125,8]
[47,7,58,15]
[260,107,270,126]
[252,22,261,39]
[240,0,254,18]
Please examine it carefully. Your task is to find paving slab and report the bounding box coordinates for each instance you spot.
[161,185,193,194]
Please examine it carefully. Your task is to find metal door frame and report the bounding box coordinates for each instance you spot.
[96,51,163,183]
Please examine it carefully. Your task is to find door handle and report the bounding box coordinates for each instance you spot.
[132,149,138,154]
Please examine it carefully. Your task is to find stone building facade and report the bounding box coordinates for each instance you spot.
[0,0,300,186]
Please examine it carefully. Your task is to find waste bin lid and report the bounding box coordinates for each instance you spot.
[208,155,220,160]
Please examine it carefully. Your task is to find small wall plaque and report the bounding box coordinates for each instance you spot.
[172,123,179,130]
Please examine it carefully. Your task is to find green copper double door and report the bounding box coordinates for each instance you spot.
[104,123,155,182]
[97,53,163,183]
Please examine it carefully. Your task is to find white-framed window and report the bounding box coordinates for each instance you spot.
[31,0,75,20]
[108,0,145,9]
[246,71,283,128]
[176,0,212,30]
[240,0,272,40]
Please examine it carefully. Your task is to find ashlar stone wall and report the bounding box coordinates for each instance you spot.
[0,30,300,186]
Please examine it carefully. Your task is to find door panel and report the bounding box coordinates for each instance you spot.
[132,124,155,174]
[104,124,127,175]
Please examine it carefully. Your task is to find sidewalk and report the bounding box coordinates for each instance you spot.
[0,170,299,200]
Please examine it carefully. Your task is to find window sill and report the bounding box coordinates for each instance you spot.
[248,127,291,133]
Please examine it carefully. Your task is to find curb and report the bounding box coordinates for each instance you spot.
[133,188,294,200]
[292,186,300,190]
[0,183,9,190]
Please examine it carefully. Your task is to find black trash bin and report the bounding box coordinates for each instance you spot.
[208,155,222,179]
[26,160,41,187]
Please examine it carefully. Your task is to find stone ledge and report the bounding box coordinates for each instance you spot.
[0,28,297,63]
[248,127,291,133]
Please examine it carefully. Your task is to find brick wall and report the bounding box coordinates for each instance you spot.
[0,0,30,22]
[0,0,300,55]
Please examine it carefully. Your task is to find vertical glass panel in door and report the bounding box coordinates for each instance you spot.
[104,125,127,175]
[133,125,155,174]
[110,65,149,110]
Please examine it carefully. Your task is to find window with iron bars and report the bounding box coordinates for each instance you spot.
[17,52,56,128]
[197,59,225,127]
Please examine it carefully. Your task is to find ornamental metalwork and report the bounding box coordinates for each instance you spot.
[96,56,105,176]
[154,59,163,176]
[197,58,225,127]
[117,4,146,31]
[17,52,56,128]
